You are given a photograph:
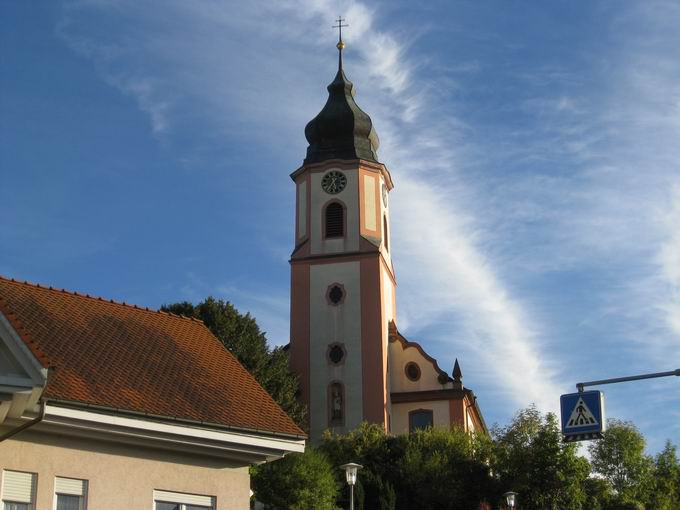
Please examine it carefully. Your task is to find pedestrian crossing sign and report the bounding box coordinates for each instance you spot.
[560,390,605,442]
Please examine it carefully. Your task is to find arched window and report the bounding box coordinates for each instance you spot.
[325,202,344,238]
[328,382,345,426]
[409,409,433,433]
[383,215,389,251]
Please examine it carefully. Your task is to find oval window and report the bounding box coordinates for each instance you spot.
[405,362,421,381]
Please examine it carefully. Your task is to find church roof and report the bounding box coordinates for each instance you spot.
[0,276,304,438]
[303,42,380,165]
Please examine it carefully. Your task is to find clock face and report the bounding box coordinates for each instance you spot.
[382,183,388,206]
[321,171,347,194]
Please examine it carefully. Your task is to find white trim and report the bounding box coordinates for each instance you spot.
[0,312,47,423]
[0,312,48,383]
[40,404,305,464]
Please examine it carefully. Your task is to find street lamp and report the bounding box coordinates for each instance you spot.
[339,462,363,510]
[503,491,518,509]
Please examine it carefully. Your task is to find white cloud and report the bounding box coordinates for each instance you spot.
[655,186,680,340]
[56,0,562,416]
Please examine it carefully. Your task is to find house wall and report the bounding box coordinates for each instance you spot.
[0,431,250,509]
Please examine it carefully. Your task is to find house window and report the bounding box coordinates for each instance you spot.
[325,202,344,238]
[2,470,37,510]
[153,490,215,510]
[408,409,434,433]
[54,477,88,510]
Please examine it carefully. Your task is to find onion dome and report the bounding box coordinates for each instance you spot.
[303,35,380,165]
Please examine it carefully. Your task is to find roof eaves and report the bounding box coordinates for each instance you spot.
[45,398,307,440]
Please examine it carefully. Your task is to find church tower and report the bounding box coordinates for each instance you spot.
[289,31,396,439]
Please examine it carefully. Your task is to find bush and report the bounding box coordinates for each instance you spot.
[251,449,339,510]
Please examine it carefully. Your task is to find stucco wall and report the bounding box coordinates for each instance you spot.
[0,431,250,509]
[389,341,444,393]
[297,179,307,240]
[391,400,451,435]
[309,261,363,439]
[310,168,360,255]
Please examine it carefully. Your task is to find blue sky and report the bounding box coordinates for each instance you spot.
[2,1,679,453]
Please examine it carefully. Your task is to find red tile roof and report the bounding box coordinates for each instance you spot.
[0,276,304,437]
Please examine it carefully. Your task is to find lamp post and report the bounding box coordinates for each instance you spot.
[339,462,363,510]
[503,491,518,509]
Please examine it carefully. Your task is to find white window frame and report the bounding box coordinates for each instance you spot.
[153,490,215,510]
[52,477,87,510]
[1,470,37,510]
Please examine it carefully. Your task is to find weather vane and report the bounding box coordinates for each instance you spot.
[333,16,348,69]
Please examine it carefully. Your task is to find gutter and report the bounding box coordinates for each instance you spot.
[0,399,46,443]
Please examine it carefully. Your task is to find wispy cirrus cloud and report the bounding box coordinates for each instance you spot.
[55,1,680,444]
[55,0,562,417]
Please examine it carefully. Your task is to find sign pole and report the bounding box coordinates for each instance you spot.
[576,368,680,392]
[561,367,680,442]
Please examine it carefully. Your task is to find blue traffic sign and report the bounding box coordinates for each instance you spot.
[560,390,605,442]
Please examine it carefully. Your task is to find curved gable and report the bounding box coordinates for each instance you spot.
[388,323,452,393]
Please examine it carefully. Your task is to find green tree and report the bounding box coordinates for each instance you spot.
[582,477,613,510]
[319,423,403,510]
[251,448,339,510]
[162,297,306,427]
[492,405,590,510]
[319,422,496,510]
[647,440,680,510]
[398,426,498,510]
[588,419,653,504]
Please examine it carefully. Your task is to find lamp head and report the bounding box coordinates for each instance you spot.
[503,491,518,508]
[339,462,363,486]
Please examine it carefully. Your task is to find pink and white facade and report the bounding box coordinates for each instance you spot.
[290,158,396,440]
[289,44,487,440]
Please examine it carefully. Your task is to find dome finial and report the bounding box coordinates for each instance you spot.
[333,16,348,71]
[303,16,379,166]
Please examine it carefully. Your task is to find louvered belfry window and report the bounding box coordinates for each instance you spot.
[325,202,344,238]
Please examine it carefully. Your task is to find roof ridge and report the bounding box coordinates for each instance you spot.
[0,275,205,325]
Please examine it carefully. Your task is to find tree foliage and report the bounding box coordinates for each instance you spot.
[319,423,403,510]
[398,426,498,509]
[648,440,680,510]
[246,408,679,510]
[588,419,653,504]
[318,422,496,510]
[491,405,590,510]
[161,297,306,427]
[251,449,339,510]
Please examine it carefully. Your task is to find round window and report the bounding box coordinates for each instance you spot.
[328,344,345,365]
[405,362,421,382]
[328,284,345,305]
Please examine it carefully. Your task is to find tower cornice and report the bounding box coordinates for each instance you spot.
[290,158,394,191]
